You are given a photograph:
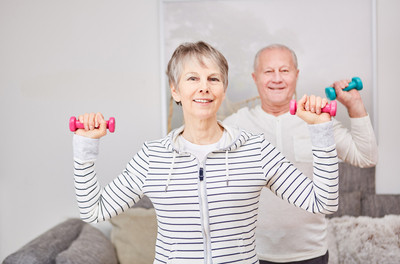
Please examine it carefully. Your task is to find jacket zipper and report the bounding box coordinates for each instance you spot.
[199,167,212,264]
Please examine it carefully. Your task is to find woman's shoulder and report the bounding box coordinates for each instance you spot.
[138,134,172,152]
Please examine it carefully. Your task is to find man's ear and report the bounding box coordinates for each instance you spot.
[170,83,181,103]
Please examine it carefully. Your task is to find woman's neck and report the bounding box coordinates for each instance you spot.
[181,117,224,145]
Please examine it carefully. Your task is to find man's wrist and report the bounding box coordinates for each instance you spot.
[347,103,368,118]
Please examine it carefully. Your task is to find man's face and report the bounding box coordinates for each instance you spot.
[252,48,299,111]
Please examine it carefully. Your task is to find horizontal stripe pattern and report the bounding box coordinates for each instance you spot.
[73,130,338,263]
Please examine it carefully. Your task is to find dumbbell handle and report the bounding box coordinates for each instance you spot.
[290,99,337,116]
[325,77,363,100]
[69,116,116,133]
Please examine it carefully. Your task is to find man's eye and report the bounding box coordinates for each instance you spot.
[209,77,220,82]
[281,69,289,73]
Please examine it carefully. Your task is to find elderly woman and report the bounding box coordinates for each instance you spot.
[73,41,338,264]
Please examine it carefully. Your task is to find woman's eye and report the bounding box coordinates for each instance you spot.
[209,77,220,82]
[188,76,197,81]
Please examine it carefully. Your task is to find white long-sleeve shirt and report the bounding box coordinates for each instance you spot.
[73,123,339,264]
[223,105,378,262]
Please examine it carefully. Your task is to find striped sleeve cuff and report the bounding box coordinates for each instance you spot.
[73,134,100,161]
[308,121,335,148]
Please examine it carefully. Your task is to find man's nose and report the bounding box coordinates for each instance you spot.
[272,72,283,82]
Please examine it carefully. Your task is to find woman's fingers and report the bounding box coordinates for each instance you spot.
[74,112,108,139]
[96,113,107,135]
[299,94,308,111]
[296,94,331,124]
[309,95,316,113]
[89,112,96,130]
[315,96,322,114]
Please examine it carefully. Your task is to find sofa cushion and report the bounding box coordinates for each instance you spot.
[327,214,400,264]
[3,218,85,264]
[110,207,157,264]
[56,223,118,264]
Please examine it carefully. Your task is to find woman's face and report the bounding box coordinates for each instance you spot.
[171,57,226,122]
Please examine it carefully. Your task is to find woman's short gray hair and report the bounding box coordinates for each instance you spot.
[166,41,229,91]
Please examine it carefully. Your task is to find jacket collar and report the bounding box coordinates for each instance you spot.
[162,122,250,154]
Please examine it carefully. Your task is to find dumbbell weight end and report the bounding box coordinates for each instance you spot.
[344,77,363,91]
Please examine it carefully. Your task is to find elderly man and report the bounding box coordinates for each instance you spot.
[224,44,378,264]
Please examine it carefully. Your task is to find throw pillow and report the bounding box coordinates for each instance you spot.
[56,223,118,264]
[3,218,85,264]
[329,215,400,264]
[110,207,157,264]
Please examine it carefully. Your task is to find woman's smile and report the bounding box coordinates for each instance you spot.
[193,98,214,103]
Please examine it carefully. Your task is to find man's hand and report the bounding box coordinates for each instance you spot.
[331,79,367,118]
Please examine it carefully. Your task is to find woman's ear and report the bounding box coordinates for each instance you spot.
[170,83,181,104]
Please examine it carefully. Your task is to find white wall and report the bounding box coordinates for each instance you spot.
[162,0,374,132]
[0,0,161,260]
[376,0,400,194]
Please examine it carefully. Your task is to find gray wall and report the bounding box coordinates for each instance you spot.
[1,0,399,260]
[0,0,161,259]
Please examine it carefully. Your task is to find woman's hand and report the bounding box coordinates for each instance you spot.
[74,112,108,139]
[296,94,331,124]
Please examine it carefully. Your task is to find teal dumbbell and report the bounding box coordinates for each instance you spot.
[325,77,363,100]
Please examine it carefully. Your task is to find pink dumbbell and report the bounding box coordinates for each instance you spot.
[290,99,337,116]
[69,116,116,133]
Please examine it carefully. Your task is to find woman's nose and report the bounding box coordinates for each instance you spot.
[199,80,210,93]
[199,88,210,93]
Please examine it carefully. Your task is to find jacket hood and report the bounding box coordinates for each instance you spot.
[163,122,249,154]
[160,122,253,191]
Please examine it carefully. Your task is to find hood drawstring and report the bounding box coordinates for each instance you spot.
[225,150,230,186]
[165,151,176,192]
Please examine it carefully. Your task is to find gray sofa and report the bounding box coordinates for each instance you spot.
[4,212,400,264]
[3,197,156,264]
[3,218,118,264]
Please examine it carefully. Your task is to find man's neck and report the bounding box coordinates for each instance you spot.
[261,102,290,117]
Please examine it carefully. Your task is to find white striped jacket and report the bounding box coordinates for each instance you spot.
[73,123,338,264]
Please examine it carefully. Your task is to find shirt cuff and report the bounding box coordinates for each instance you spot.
[73,134,100,161]
[308,121,335,148]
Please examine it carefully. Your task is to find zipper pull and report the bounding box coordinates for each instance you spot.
[199,167,204,181]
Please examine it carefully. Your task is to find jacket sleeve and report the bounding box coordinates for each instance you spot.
[333,115,378,168]
[261,121,339,214]
[73,135,149,223]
